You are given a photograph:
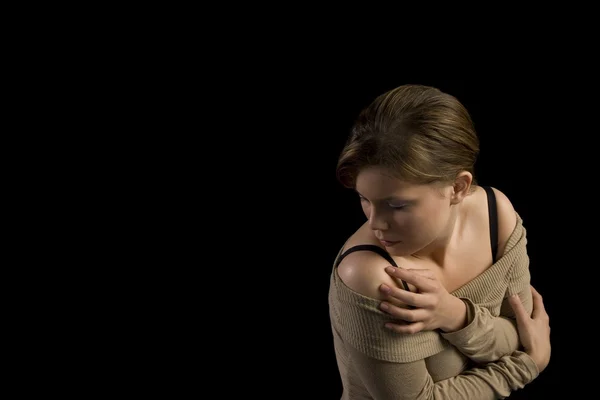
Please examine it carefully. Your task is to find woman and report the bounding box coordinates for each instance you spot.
[328,84,551,399]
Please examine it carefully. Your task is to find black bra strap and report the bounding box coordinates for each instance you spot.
[483,186,499,263]
[334,244,410,291]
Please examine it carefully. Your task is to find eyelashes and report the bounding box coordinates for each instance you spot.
[359,196,406,210]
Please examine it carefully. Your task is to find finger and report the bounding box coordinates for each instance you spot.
[380,302,428,322]
[379,283,426,307]
[385,321,425,334]
[404,268,436,280]
[385,267,437,292]
[530,285,549,320]
[508,293,529,324]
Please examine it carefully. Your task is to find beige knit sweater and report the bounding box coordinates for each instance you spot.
[328,213,539,399]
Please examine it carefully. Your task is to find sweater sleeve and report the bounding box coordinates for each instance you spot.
[440,289,532,364]
[348,344,539,400]
[440,228,533,364]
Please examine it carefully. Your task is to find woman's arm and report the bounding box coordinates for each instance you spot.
[349,346,537,400]
[439,265,533,364]
[379,267,530,364]
[440,288,531,363]
[345,286,550,400]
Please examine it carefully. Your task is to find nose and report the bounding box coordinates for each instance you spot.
[367,207,390,231]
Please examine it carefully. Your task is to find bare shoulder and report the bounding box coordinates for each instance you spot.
[337,251,392,300]
[337,225,412,307]
[489,186,518,257]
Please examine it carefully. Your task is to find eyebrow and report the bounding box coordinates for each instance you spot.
[354,189,413,203]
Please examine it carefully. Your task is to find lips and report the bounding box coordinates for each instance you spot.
[379,238,399,242]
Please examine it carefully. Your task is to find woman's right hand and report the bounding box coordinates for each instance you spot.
[508,285,551,373]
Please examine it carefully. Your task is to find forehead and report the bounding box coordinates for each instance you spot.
[355,166,423,197]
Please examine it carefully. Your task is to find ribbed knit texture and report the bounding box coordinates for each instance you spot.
[329,213,540,400]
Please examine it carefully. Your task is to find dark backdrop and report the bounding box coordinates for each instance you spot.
[251,77,591,399]
[192,74,597,399]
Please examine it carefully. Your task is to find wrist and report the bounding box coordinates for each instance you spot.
[526,349,549,374]
[441,296,467,333]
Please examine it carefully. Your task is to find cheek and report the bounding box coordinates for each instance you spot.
[360,203,370,217]
[396,213,433,238]
[392,213,416,232]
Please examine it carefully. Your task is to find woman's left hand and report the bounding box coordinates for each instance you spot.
[379,266,467,334]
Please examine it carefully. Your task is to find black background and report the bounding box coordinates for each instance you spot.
[227,76,595,398]
[39,17,599,398]
[147,69,599,398]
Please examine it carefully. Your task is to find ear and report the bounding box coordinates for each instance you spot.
[450,172,473,204]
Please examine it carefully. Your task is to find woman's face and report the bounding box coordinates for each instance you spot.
[355,166,455,257]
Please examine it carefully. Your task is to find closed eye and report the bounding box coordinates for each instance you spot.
[359,196,406,210]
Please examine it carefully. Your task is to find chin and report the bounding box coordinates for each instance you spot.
[387,243,420,257]
[386,246,410,257]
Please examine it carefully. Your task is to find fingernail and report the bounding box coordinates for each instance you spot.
[385,266,396,274]
[380,303,389,310]
[380,284,390,293]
